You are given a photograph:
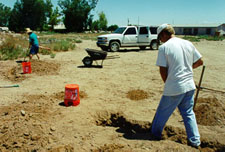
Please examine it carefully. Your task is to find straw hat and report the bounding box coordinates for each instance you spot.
[25,28,32,33]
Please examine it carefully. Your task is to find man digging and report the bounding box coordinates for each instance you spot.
[26,28,40,60]
[151,24,203,148]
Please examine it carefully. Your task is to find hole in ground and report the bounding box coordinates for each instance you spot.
[96,111,225,151]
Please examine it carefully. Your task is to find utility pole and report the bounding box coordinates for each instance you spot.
[138,16,140,26]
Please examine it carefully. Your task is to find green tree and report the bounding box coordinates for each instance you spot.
[45,0,53,18]
[0,3,11,26]
[107,24,118,32]
[8,1,22,32]
[98,11,107,31]
[90,11,108,31]
[9,0,53,32]
[48,7,61,30]
[92,20,99,31]
[58,0,98,32]
[85,14,93,30]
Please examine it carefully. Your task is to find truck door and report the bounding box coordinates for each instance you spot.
[122,27,138,44]
[138,27,150,44]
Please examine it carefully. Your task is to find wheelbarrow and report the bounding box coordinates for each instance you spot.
[82,48,119,67]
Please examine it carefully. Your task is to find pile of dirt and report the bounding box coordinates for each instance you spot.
[51,90,88,101]
[48,145,74,152]
[5,65,26,82]
[1,60,60,82]
[194,97,225,126]
[51,91,65,101]
[79,91,88,99]
[31,60,60,76]
[0,61,25,82]
[0,94,61,151]
[92,144,126,152]
[126,89,150,101]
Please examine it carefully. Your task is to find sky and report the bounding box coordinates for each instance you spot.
[1,0,225,26]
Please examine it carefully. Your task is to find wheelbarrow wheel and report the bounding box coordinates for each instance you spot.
[82,56,93,66]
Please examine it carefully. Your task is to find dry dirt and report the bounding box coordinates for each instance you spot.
[0,39,225,152]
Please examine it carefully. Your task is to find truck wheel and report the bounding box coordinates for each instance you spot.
[110,41,120,52]
[139,46,146,50]
[100,46,108,51]
[150,41,158,50]
[82,56,93,66]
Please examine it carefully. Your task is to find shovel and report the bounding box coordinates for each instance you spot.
[23,48,30,61]
[194,65,205,110]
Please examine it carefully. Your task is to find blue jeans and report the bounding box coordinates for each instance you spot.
[151,90,200,146]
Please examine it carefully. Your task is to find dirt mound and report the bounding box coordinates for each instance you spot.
[0,94,61,151]
[5,65,26,82]
[126,89,152,101]
[1,60,60,82]
[92,144,126,152]
[194,97,225,126]
[51,90,88,101]
[48,145,74,152]
[31,60,60,76]
[51,91,65,101]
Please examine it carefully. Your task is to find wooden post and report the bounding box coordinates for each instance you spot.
[194,65,205,110]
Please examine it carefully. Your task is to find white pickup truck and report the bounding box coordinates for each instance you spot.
[96,26,158,52]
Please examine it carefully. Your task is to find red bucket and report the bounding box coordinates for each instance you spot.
[64,84,80,106]
[21,61,31,74]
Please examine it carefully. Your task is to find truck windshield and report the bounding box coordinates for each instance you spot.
[113,27,126,34]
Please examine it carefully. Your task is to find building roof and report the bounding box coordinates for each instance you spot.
[172,23,223,28]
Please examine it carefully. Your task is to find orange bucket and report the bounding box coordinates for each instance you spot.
[21,61,31,74]
[64,84,80,106]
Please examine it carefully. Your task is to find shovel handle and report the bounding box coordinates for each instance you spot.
[194,65,205,110]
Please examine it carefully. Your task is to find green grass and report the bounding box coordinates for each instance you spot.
[75,39,82,43]
[198,35,225,41]
[0,40,26,60]
[183,36,201,42]
[183,35,225,42]
[39,49,52,55]
[50,53,56,58]
[52,40,75,52]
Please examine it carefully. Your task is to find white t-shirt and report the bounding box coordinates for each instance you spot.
[156,37,202,96]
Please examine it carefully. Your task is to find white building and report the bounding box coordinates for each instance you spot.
[172,23,225,36]
[0,27,9,32]
[53,24,66,31]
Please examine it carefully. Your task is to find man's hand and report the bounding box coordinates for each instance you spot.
[159,66,168,83]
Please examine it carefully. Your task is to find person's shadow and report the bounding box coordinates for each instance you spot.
[101,114,159,141]
[116,125,154,140]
